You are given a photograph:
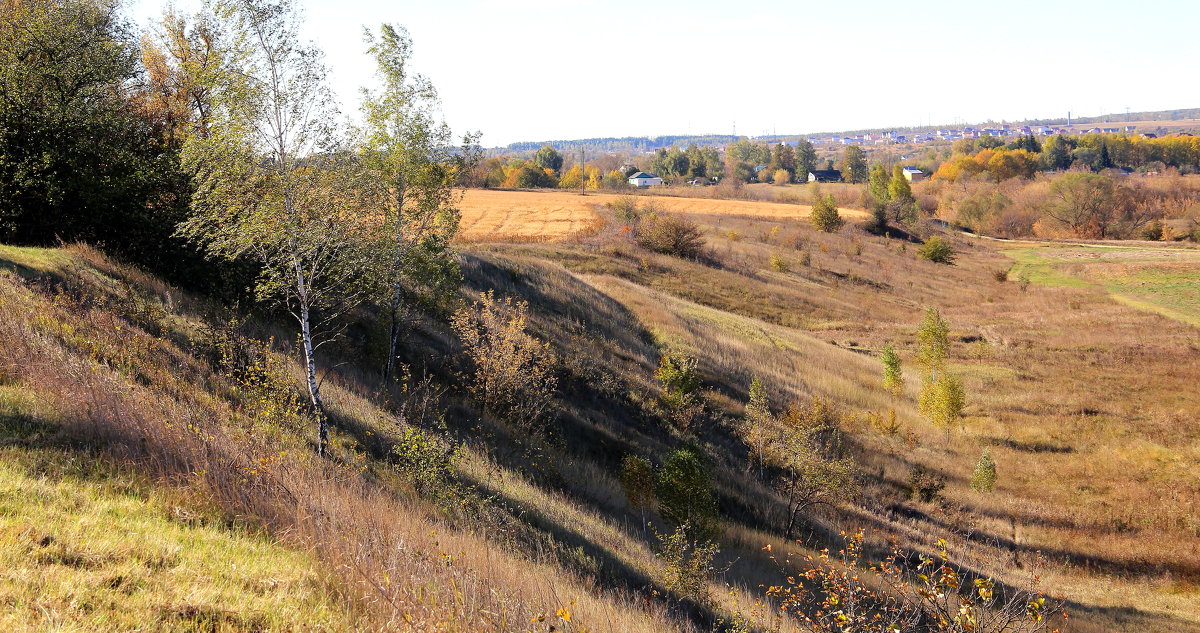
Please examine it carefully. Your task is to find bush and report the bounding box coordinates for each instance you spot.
[636,213,706,258]
[918,373,966,430]
[450,290,557,432]
[772,169,791,186]
[654,525,718,601]
[907,465,946,502]
[606,195,640,223]
[809,194,844,233]
[1141,219,1164,241]
[992,267,1009,282]
[654,446,718,541]
[917,235,956,264]
[655,351,702,429]
[769,252,790,272]
[391,424,462,498]
[970,450,997,493]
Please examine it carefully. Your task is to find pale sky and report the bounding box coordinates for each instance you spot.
[126,0,1200,148]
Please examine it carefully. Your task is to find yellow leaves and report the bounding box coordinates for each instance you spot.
[556,607,571,621]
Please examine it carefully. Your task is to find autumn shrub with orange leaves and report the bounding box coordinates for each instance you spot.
[765,531,1066,633]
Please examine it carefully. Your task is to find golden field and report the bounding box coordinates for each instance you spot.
[456,188,868,242]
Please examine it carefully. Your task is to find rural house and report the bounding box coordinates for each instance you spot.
[628,172,663,188]
[901,166,925,182]
[807,169,842,183]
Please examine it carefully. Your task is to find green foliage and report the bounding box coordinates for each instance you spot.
[533,144,563,172]
[654,447,718,541]
[606,196,641,223]
[970,450,997,493]
[655,351,701,414]
[880,343,904,397]
[889,164,914,204]
[636,213,706,258]
[772,398,858,537]
[841,145,868,183]
[868,164,891,203]
[768,252,790,272]
[809,194,844,233]
[917,307,950,374]
[653,525,718,601]
[391,424,462,497]
[918,373,966,429]
[360,23,470,378]
[0,0,224,290]
[917,235,956,264]
[1141,219,1164,241]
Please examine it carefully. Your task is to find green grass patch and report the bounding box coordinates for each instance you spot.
[0,445,353,631]
[0,245,73,276]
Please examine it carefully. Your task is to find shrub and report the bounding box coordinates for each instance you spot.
[809,194,844,233]
[1141,219,1164,241]
[655,351,702,429]
[654,446,718,541]
[992,267,1009,282]
[880,343,903,397]
[654,525,718,601]
[917,235,955,264]
[450,290,557,432]
[636,213,706,258]
[619,454,656,517]
[918,373,966,430]
[391,424,462,498]
[772,169,790,186]
[606,195,640,223]
[970,450,997,493]
[907,465,946,502]
[767,531,1065,633]
[768,252,790,272]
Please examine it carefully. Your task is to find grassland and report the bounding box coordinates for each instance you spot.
[1005,242,1200,326]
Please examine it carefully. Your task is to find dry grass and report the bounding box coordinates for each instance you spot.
[457,188,868,243]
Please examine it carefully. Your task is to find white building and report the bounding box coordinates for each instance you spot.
[628,172,663,188]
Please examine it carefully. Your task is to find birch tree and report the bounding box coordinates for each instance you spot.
[359,24,477,379]
[178,0,372,455]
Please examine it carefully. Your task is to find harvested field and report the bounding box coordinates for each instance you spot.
[457,188,867,242]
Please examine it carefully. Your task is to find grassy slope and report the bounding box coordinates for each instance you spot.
[1,211,1198,633]
[469,213,1200,632]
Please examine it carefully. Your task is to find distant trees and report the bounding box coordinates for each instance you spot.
[868,164,891,203]
[795,139,818,178]
[810,194,844,232]
[840,145,868,183]
[1043,172,1151,239]
[533,144,563,172]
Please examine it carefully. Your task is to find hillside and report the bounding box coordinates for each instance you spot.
[1,197,1197,631]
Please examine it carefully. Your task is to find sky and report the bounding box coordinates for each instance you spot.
[125,0,1200,148]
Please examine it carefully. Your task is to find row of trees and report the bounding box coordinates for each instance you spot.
[939,132,1200,182]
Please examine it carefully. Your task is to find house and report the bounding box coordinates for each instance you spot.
[628,172,662,188]
[901,166,925,182]
[807,169,842,183]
